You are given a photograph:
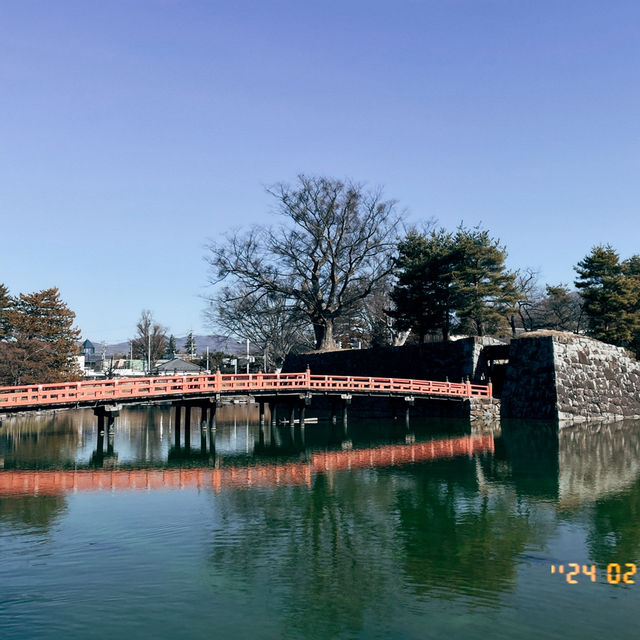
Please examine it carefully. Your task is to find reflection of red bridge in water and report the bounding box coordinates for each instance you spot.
[0,434,494,496]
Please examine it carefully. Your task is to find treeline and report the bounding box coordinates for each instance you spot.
[0,285,81,385]
[207,175,640,363]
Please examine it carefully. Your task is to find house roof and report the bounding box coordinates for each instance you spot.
[156,358,203,373]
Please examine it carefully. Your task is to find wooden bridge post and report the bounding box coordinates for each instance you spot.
[174,403,182,448]
[288,403,296,426]
[209,425,216,455]
[341,394,351,424]
[200,406,208,452]
[96,412,105,452]
[208,403,217,431]
[259,401,265,426]
[270,401,278,427]
[184,404,191,449]
[106,413,116,455]
[94,406,119,453]
[299,404,306,427]
[404,396,414,425]
[330,402,337,425]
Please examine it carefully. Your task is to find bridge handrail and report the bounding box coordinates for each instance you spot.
[0,370,492,409]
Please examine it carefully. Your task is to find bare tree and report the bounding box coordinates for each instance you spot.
[336,278,410,348]
[131,310,167,371]
[512,267,544,333]
[205,175,402,350]
[206,288,313,370]
[536,285,585,333]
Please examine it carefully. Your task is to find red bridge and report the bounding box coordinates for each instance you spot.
[0,370,492,413]
[0,434,494,496]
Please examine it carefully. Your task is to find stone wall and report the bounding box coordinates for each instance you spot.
[283,337,503,383]
[501,331,640,423]
[553,333,640,423]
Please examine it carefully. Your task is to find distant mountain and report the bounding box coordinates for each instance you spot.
[86,335,247,357]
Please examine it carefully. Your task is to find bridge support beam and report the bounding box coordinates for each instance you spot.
[270,402,278,427]
[259,401,265,426]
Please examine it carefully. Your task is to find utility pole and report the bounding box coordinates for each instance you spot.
[206,345,210,372]
[246,338,250,374]
[147,333,151,373]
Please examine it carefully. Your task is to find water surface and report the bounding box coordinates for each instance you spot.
[1,405,639,639]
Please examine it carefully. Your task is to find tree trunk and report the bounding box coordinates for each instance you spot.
[314,319,337,350]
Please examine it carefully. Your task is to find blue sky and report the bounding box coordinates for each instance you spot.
[2,0,639,342]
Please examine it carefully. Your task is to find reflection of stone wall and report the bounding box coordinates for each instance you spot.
[501,335,557,420]
[283,337,503,383]
[501,332,640,423]
[557,421,640,503]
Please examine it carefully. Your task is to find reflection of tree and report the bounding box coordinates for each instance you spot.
[395,458,542,601]
[0,495,67,532]
[586,480,640,567]
[210,471,402,637]
[208,459,549,636]
[0,414,81,469]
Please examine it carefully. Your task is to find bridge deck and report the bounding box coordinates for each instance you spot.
[0,370,492,412]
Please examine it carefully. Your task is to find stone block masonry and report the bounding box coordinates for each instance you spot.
[501,331,640,424]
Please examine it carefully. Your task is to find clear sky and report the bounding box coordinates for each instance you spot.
[2,0,639,342]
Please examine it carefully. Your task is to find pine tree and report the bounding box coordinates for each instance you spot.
[452,226,519,336]
[0,283,12,340]
[166,334,177,358]
[391,226,519,340]
[0,287,81,384]
[184,331,196,358]
[390,229,458,341]
[575,245,640,348]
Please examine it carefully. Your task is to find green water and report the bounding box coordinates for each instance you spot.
[1,405,639,639]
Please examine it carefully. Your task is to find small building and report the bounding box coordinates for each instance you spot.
[81,340,95,356]
[155,358,205,375]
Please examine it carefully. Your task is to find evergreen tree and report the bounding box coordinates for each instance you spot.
[391,225,519,340]
[166,334,177,358]
[389,229,458,342]
[0,283,12,340]
[574,245,640,348]
[184,331,196,358]
[0,287,81,385]
[452,226,519,336]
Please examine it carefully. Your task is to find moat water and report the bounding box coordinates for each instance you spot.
[1,404,640,639]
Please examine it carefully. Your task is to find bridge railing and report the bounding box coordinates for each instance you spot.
[0,370,492,409]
